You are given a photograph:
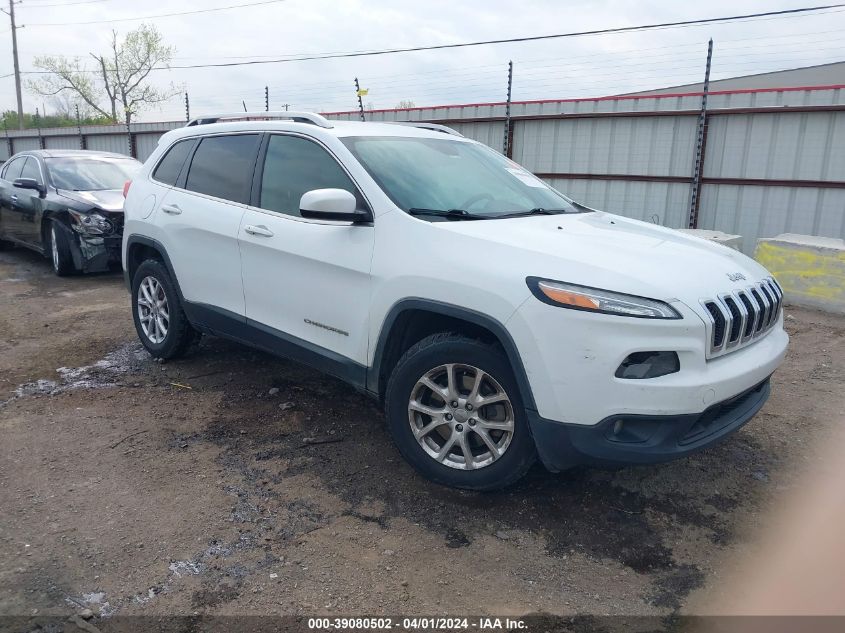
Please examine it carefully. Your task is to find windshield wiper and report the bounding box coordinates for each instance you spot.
[407,208,486,220]
[495,207,569,219]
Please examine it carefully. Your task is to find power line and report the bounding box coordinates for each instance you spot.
[20,0,108,8]
[22,0,286,26]
[150,4,845,70]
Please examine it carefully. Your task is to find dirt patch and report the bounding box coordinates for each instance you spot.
[1,247,844,623]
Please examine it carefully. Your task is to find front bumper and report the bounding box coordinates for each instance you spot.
[59,220,122,273]
[507,298,788,425]
[530,377,771,471]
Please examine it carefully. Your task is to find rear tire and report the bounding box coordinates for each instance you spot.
[48,220,76,276]
[131,259,197,360]
[385,333,536,490]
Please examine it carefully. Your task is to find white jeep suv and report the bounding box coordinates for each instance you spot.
[122,111,788,490]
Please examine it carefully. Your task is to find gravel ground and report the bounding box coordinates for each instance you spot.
[1,246,843,627]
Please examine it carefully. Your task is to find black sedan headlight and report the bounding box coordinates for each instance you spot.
[68,209,113,236]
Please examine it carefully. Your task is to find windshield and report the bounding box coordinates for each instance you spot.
[47,157,142,191]
[340,136,581,218]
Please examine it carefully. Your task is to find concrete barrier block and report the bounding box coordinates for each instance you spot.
[677,229,743,251]
[754,233,845,314]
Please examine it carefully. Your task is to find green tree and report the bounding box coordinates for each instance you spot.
[27,24,181,124]
[1,110,111,130]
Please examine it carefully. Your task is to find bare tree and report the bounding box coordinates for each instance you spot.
[27,24,181,124]
[395,99,416,109]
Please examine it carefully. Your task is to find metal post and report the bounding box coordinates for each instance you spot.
[184,92,190,122]
[34,107,44,149]
[503,60,513,157]
[688,39,713,229]
[242,100,247,112]
[125,111,135,158]
[265,86,269,112]
[75,104,85,149]
[7,0,24,129]
[3,118,12,158]
[354,77,365,122]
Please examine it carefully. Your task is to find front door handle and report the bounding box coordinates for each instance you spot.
[244,224,274,237]
[161,203,182,215]
[10,195,18,204]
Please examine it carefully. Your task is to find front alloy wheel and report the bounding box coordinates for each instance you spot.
[385,333,536,490]
[409,363,515,470]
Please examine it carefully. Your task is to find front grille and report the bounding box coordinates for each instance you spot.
[701,277,783,358]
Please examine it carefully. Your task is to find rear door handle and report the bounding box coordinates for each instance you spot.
[161,203,182,215]
[10,195,18,203]
[244,224,274,237]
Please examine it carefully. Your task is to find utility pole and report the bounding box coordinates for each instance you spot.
[688,38,713,229]
[503,60,513,157]
[264,86,269,112]
[281,103,290,111]
[3,0,25,129]
[354,77,365,122]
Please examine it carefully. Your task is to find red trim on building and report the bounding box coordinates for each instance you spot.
[321,83,845,116]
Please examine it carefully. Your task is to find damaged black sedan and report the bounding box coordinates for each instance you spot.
[0,149,141,275]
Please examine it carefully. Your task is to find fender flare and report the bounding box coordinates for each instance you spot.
[368,298,537,411]
[124,235,186,304]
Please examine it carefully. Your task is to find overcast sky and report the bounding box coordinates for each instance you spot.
[2,0,845,121]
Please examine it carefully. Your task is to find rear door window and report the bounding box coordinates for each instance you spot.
[185,134,260,204]
[153,139,195,186]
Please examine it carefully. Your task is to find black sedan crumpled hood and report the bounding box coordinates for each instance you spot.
[57,189,124,212]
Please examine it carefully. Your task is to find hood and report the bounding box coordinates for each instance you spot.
[435,211,772,309]
[57,189,125,212]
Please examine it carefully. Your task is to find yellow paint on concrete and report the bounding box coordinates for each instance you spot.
[754,240,845,313]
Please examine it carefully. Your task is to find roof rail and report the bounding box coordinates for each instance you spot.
[386,121,464,137]
[186,111,333,129]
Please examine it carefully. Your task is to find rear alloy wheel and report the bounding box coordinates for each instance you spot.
[137,275,170,344]
[385,333,536,490]
[131,259,197,359]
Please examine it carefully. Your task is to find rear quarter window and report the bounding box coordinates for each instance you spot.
[153,139,195,186]
[184,134,261,204]
[2,156,25,182]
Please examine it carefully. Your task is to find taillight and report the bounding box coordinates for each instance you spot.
[123,180,132,198]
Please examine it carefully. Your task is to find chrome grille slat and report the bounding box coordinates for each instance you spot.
[701,277,782,358]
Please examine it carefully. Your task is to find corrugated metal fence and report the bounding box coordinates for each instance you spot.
[0,120,184,164]
[327,85,845,253]
[3,85,843,253]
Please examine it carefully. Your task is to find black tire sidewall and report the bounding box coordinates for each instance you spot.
[131,260,191,359]
[49,220,76,276]
[386,336,536,490]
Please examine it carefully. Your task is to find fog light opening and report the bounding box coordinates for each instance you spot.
[612,419,624,436]
[615,351,680,379]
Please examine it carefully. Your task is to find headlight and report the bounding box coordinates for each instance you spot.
[526,277,681,319]
[68,209,113,235]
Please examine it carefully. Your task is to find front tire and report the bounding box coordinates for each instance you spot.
[48,220,76,276]
[131,259,196,360]
[385,333,536,490]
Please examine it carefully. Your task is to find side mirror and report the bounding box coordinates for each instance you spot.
[13,178,46,197]
[299,188,371,223]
